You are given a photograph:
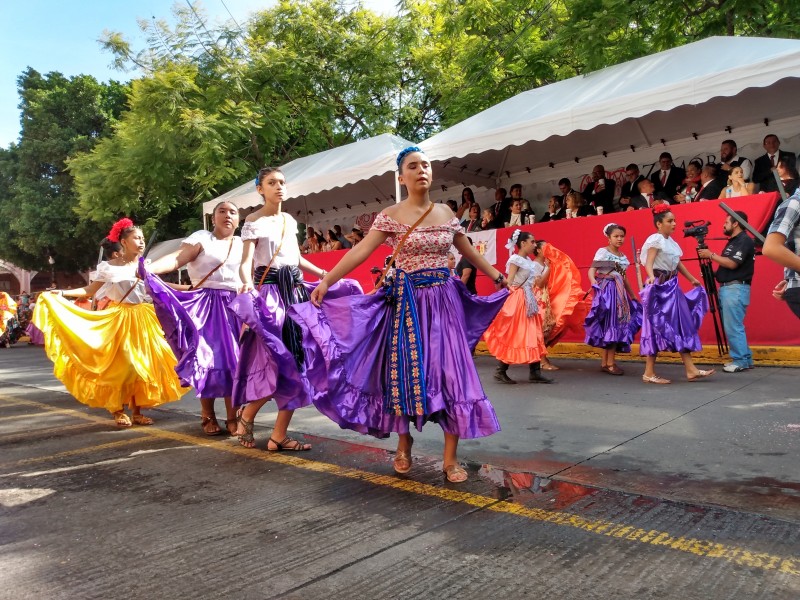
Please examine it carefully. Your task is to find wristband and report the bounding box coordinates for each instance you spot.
[321,270,328,279]
[494,273,505,284]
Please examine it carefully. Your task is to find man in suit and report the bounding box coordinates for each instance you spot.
[697,165,724,200]
[716,139,753,184]
[583,164,615,214]
[539,196,565,222]
[490,187,511,228]
[628,179,670,210]
[752,134,797,193]
[558,178,575,205]
[619,164,646,211]
[650,152,686,197]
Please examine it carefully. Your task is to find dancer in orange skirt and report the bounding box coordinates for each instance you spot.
[484,230,553,384]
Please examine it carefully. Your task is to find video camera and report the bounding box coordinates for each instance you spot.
[683,219,710,246]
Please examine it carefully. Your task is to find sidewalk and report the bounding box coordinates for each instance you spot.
[1,345,798,522]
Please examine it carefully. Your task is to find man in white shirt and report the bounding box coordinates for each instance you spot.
[717,139,753,183]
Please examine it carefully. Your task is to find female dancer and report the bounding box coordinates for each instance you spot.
[584,223,642,375]
[143,201,243,436]
[534,241,591,371]
[484,230,552,384]
[32,219,187,426]
[290,147,509,483]
[228,167,359,450]
[639,205,715,383]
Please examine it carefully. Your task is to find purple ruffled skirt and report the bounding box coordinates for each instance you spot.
[228,279,361,409]
[288,276,508,439]
[639,277,707,356]
[584,279,643,352]
[146,274,239,399]
[26,322,45,345]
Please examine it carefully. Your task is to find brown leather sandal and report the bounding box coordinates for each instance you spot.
[442,464,468,483]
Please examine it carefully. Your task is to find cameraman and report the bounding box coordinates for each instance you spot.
[697,211,755,372]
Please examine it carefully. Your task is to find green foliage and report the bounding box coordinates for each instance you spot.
[4,0,799,264]
[0,69,128,271]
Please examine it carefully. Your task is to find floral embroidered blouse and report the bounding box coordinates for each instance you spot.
[370,213,462,272]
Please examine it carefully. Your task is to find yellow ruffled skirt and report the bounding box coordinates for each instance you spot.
[32,293,189,412]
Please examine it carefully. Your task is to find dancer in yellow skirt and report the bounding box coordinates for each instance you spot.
[32,218,188,427]
[0,291,17,337]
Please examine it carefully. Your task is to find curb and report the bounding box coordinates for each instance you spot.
[474,341,800,367]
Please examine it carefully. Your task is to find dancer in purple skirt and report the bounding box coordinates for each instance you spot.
[639,205,715,384]
[584,223,642,375]
[144,201,243,436]
[290,147,509,483]
[229,167,359,451]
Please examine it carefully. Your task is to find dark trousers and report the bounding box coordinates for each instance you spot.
[785,287,800,320]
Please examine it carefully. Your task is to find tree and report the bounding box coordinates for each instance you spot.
[0,69,128,271]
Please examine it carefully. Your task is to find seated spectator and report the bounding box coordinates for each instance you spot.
[446,199,459,214]
[564,191,594,218]
[481,208,497,230]
[619,164,646,211]
[719,166,756,198]
[461,204,483,232]
[583,164,615,214]
[629,179,670,210]
[674,161,703,204]
[539,196,565,222]
[650,152,686,197]
[753,134,796,193]
[716,139,753,184]
[456,237,478,294]
[506,199,526,227]
[323,229,343,251]
[457,187,476,220]
[696,164,723,201]
[300,226,316,254]
[345,228,364,246]
[334,224,352,249]
[310,232,325,253]
[777,159,800,197]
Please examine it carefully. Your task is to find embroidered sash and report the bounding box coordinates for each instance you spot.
[384,267,449,417]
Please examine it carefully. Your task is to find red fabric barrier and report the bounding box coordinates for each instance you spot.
[303,192,796,346]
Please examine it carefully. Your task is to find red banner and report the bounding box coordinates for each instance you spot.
[305,193,795,346]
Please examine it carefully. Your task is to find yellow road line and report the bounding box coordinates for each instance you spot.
[4,395,798,577]
[0,408,84,422]
[0,437,150,468]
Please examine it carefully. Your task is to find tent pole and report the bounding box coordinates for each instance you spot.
[394,170,401,203]
[496,147,511,187]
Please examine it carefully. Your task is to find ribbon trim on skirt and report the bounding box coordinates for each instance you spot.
[384,267,449,417]
[255,265,309,369]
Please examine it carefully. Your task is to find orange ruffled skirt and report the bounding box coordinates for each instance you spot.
[483,287,547,364]
[32,293,188,412]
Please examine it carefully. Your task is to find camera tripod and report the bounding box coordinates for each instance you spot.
[695,242,728,356]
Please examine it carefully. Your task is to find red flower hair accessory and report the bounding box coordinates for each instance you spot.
[108,218,134,242]
[652,203,671,215]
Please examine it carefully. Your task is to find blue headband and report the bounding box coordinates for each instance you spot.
[396,146,423,169]
[254,176,260,187]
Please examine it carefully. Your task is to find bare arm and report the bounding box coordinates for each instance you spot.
[505,263,519,289]
[534,262,550,288]
[588,266,597,286]
[57,280,105,298]
[763,232,800,272]
[310,228,389,306]
[239,239,256,292]
[460,266,474,286]
[644,247,659,284]
[298,256,326,279]
[147,243,201,274]
[677,261,701,286]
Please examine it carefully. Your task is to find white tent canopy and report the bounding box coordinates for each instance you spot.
[422,36,800,191]
[202,133,413,226]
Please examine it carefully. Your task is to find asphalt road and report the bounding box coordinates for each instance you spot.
[0,345,798,599]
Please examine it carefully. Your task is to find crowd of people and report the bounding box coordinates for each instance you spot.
[11,144,800,485]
